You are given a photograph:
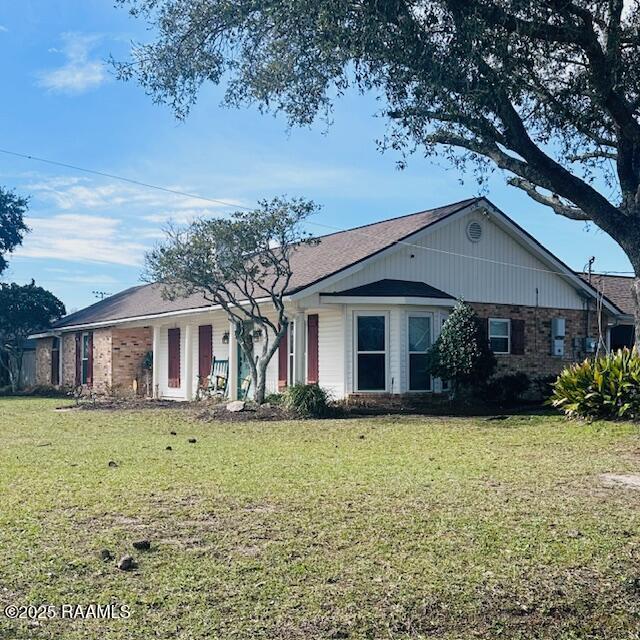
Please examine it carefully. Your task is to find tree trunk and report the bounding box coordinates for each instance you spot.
[254,363,267,404]
[632,276,640,351]
[8,348,22,393]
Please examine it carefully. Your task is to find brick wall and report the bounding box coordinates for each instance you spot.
[35,338,53,385]
[61,333,76,386]
[469,302,610,377]
[112,327,153,395]
[92,328,112,393]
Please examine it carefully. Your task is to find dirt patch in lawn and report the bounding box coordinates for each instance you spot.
[600,473,640,489]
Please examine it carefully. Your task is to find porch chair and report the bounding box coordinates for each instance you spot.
[201,357,229,397]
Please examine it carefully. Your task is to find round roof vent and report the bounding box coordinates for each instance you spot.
[466,220,483,242]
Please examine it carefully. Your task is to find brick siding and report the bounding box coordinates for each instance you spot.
[35,338,53,385]
[111,327,153,395]
[61,333,76,386]
[469,302,610,377]
[92,328,112,393]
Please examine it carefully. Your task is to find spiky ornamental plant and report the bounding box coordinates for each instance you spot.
[426,300,496,396]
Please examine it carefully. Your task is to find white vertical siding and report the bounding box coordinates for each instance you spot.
[321,209,585,310]
[317,307,345,399]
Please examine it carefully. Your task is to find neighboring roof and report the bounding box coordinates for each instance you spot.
[322,279,454,299]
[579,272,635,317]
[51,198,479,329]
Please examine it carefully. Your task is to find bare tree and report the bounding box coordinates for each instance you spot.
[145,197,318,403]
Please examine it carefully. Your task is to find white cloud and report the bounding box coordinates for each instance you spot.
[37,32,107,94]
[0,25,8,33]
[28,176,244,216]
[16,213,145,266]
[142,207,231,224]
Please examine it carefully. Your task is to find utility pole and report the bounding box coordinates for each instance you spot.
[586,256,595,283]
[92,290,111,301]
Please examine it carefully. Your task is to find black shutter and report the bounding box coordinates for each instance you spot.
[511,319,525,355]
[478,317,489,349]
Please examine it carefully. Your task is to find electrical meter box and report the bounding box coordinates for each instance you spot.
[551,317,566,357]
[585,337,597,353]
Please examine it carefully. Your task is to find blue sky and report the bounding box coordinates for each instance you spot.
[0,0,632,313]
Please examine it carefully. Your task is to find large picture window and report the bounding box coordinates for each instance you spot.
[489,318,511,354]
[356,314,386,391]
[408,315,432,391]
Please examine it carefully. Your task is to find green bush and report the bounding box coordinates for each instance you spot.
[283,383,330,418]
[550,348,640,420]
[263,392,284,406]
[426,300,496,395]
[486,372,531,407]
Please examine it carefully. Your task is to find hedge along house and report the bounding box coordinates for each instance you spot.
[33,197,627,401]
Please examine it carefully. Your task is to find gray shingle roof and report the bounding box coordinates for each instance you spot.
[52,198,479,329]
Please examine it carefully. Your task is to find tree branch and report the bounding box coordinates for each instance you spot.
[507,177,590,221]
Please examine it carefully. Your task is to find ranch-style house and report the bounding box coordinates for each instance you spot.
[32,197,634,401]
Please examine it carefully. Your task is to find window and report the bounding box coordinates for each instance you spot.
[408,315,432,391]
[356,314,386,391]
[81,332,90,384]
[489,318,511,354]
[288,320,295,386]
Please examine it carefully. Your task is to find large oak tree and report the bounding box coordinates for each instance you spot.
[116,0,640,341]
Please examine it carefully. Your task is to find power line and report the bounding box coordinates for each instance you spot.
[0,147,253,211]
[1,147,634,282]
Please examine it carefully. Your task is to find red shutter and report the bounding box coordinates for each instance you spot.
[168,328,181,388]
[86,332,94,386]
[307,314,319,384]
[511,319,526,355]
[198,325,213,383]
[74,332,81,386]
[278,325,289,391]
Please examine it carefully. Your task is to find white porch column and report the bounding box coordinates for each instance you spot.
[184,324,194,400]
[152,324,160,399]
[294,312,306,384]
[228,322,238,400]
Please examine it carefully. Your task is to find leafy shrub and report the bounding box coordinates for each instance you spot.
[531,375,558,402]
[263,392,284,406]
[283,383,330,418]
[550,348,640,420]
[426,300,496,394]
[486,372,531,407]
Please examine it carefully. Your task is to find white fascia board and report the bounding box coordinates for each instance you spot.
[476,198,622,317]
[319,295,456,306]
[288,201,482,300]
[29,331,61,340]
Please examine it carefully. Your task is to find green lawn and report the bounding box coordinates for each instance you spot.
[1,398,640,639]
